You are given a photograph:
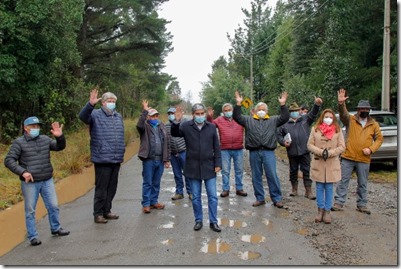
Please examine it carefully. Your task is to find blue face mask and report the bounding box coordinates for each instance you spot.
[194,116,206,124]
[168,114,175,121]
[29,128,40,138]
[224,111,233,118]
[106,102,116,111]
[148,119,159,127]
[290,111,300,119]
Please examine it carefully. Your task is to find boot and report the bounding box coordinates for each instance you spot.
[323,210,332,224]
[315,208,324,223]
[304,186,316,200]
[289,182,298,196]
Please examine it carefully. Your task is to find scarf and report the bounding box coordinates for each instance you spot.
[252,114,270,120]
[319,122,335,140]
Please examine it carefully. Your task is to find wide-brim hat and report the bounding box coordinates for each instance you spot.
[355,100,372,109]
[289,102,300,111]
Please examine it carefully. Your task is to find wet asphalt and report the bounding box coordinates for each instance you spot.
[0,153,323,266]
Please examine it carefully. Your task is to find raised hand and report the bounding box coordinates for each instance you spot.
[50,122,63,137]
[207,107,214,118]
[89,88,102,106]
[338,88,349,104]
[142,100,149,110]
[175,106,183,121]
[314,96,323,105]
[278,91,288,106]
[235,91,243,105]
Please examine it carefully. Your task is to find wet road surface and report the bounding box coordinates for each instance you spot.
[0,154,323,266]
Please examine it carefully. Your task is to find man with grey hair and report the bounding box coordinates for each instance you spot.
[233,91,289,208]
[79,88,125,223]
[171,103,222,232]
[207,103,247,198]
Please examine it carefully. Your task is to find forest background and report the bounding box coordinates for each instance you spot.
[0,0,398,209]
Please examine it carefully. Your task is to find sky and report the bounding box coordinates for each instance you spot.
[159,0,277,104]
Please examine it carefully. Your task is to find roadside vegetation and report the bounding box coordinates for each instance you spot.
[0,119,138,211]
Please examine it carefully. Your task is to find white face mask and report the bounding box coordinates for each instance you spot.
[256,110,267,119]
[323,118,333,125]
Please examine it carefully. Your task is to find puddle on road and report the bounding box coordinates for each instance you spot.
[163,186,176,193]
[200,239,231,254]
[158,222,175,229]
[218,218,247,228]
[241,210,257,217]
[262,218,273,231]
[241,234,266,244]
[161,239,174,246]
[238,251,262,260]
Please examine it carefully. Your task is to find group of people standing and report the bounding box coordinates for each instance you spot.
[4,87,382,246]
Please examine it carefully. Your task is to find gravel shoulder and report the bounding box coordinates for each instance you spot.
[272,155,398,265]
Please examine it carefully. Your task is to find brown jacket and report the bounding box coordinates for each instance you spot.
[307,127,345,183]
[338,103,383,163]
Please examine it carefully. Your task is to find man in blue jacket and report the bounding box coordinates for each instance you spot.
[171,103,222,232]
[79,89,125,224]
[4,117,69,246]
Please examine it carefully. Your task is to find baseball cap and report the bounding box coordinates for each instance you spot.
[24,116,42,126]
[167,107,176,113]
[148,109,159,116]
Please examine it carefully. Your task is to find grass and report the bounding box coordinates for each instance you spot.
[0,118,138,211]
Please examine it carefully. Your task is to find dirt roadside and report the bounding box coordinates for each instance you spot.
[273,156,398,266]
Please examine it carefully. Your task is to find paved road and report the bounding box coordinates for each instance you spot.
[0,154,323,266]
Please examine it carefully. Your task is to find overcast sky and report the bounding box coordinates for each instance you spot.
[159,0,277,104]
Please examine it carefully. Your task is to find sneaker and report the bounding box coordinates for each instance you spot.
[150,203,165,209]
[171,194,184,200]
[236,190,248,196]
[220,191,229,197]
[51,228,70,236]
[356,206,371,215]
[331,203,344,211]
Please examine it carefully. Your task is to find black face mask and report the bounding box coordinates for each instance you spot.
[359,111,369,118]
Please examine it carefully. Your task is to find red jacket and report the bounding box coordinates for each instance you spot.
[210,116,244,150]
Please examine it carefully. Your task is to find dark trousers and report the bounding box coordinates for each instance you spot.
[288,153,312,187]
[93,163,121,216]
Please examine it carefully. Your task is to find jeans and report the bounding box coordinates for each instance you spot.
[334,158,370,207]
[170,151,191,195]
[141,159,164,207]
[288,153,312,187]
[316,182,334,211]
[221,149,244,191]
[188,177,218,224]
[94,163,121,216]
[21,178,60,241]
[249,149,282,203]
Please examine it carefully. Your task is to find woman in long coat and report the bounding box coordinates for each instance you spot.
[307,109,345,224]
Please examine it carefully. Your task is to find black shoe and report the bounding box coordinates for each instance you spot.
[30,238,42,246]
[194,222,203,231]
[209,223,221,232]
[51,228,70,236]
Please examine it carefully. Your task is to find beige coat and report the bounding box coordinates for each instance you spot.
[307,126,345,183]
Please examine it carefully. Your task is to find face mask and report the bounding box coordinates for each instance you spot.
[256,111,266,119]
[359,111,369,118]
[29,128,40,138]
[290,111,299,119]
[323,118,333,125]
[194,115,206,124]
[224,111,233,118]
[148,119,159,127]
[106,102,116,111]
[168,114,175,121]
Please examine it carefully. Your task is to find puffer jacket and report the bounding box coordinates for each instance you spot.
[171,119,221,180]
[137,110,170,162]
[4,133,66,182]
[338,103,383,163]
[233,105,289,150]
[211,116,244,150]
[79,102,126,163]
[277,103,320,157]
[165,119,186,154]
